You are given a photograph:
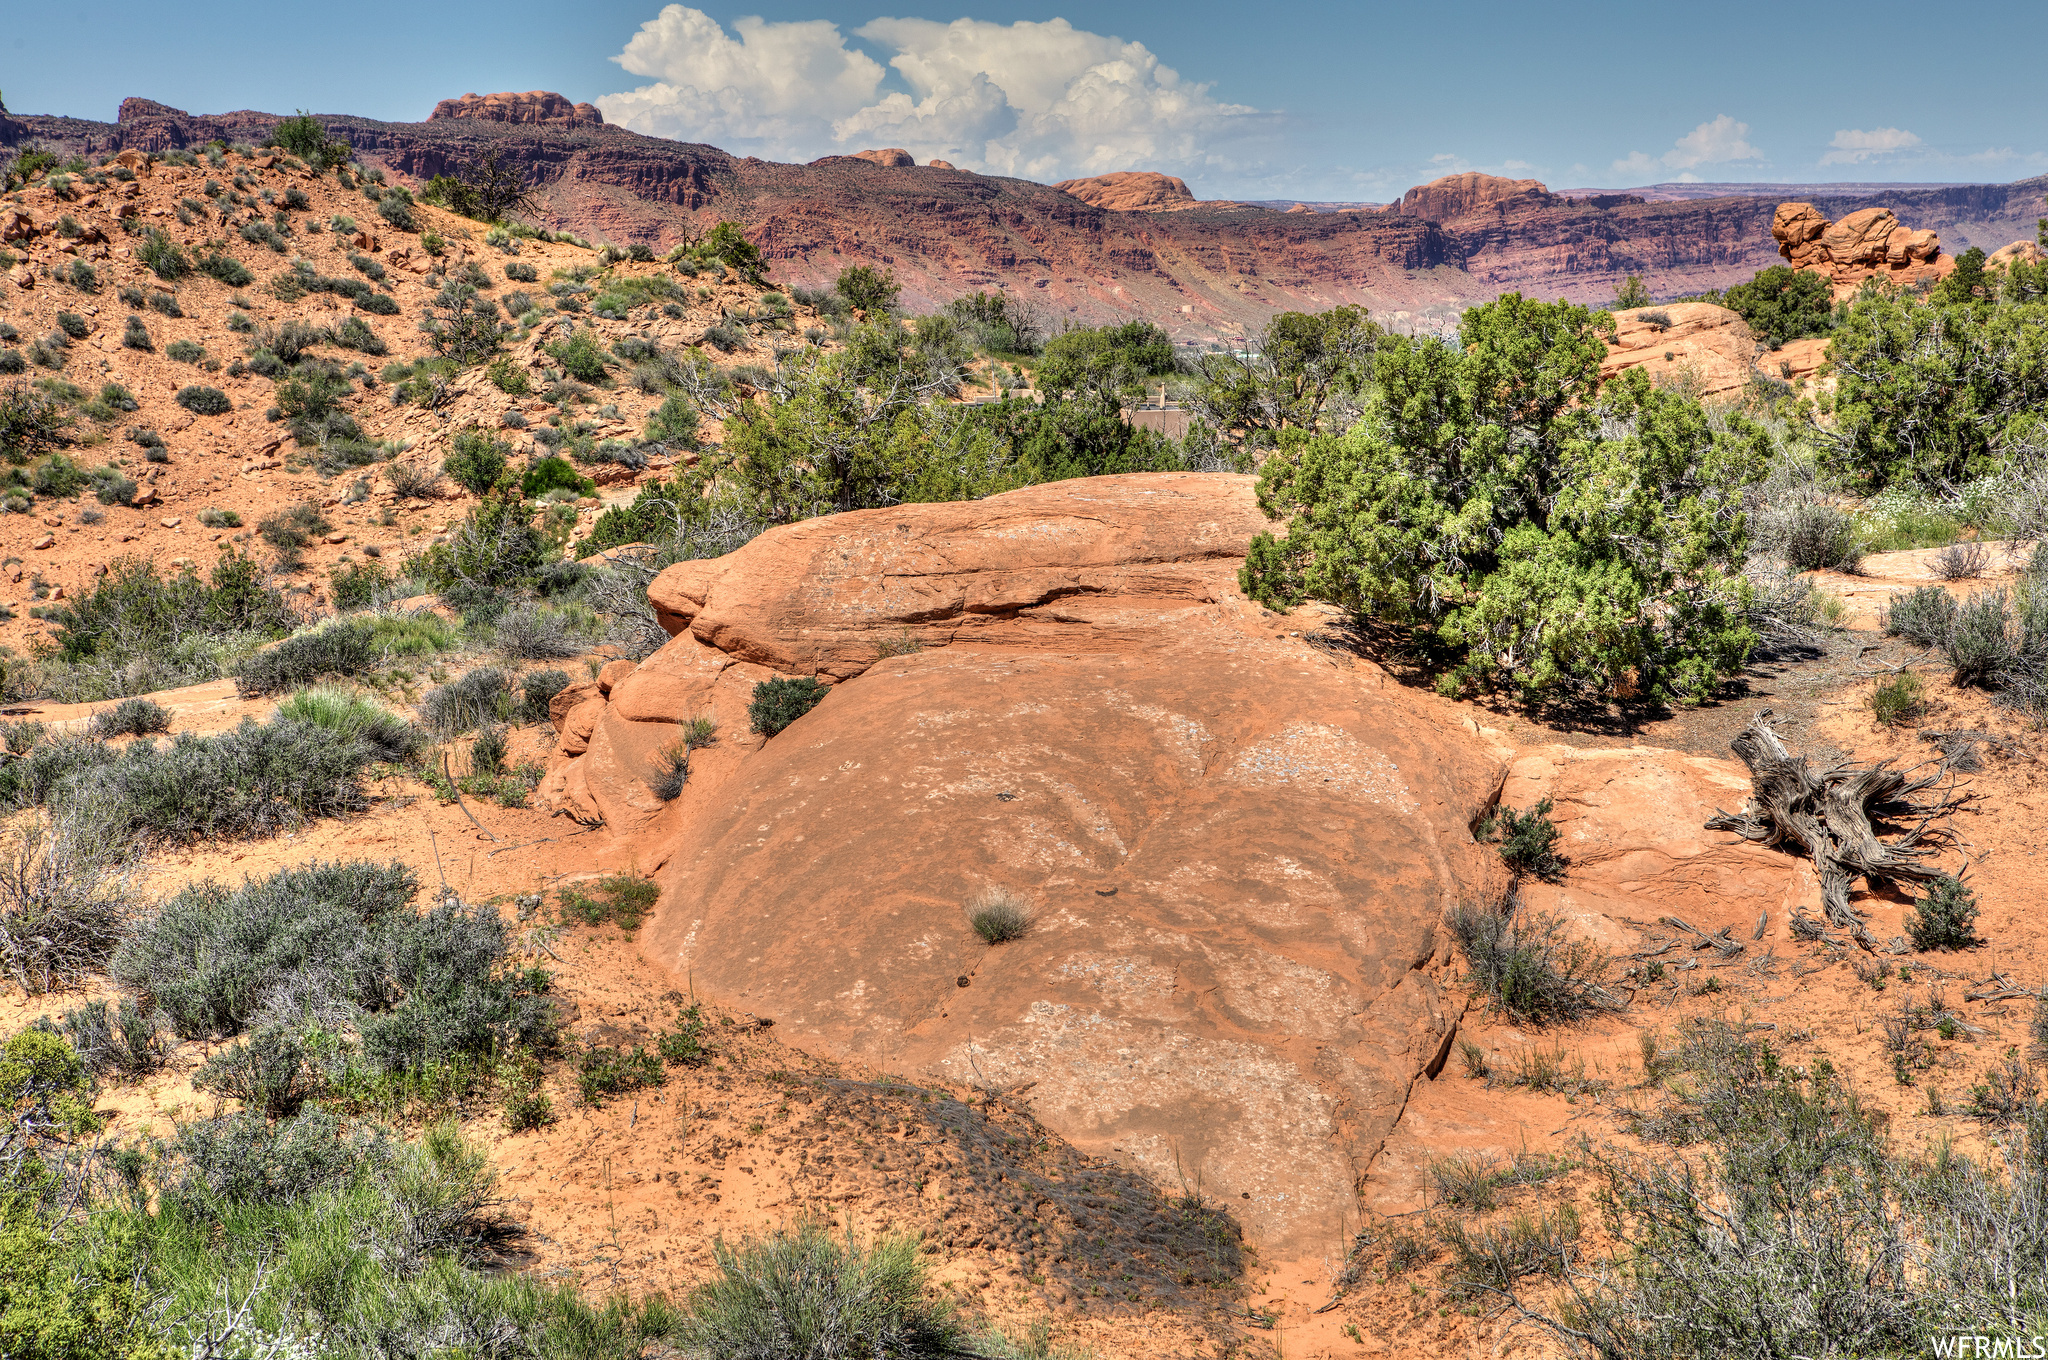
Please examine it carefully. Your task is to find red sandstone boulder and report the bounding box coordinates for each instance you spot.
[850,148,915,168]
[552,474,1512,1254]
[1601,302,1762,399]
[1053,171,1196,213]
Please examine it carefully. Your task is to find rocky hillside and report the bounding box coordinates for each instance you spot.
[12,96,2045,333]
[0,139,810,662]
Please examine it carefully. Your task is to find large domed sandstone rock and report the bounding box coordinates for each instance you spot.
[547,475,1513,1254]
[1601,302,1763,399]
[1053,171,1196,213]
[850,147,916,168]
[428,91,604,128]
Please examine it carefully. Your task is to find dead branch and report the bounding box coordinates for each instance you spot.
[1706,709,1972,946]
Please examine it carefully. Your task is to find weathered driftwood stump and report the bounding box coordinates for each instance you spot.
[1706,709,1969,946]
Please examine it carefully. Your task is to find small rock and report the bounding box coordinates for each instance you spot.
[160,517,181,529]
[324,532,348,545]
[29,534,54,550]
[40,516,62,528]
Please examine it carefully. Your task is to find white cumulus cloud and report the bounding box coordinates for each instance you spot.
[1610,115,1763,180]
[596,7,1271,183]
[1820,127,1924,165]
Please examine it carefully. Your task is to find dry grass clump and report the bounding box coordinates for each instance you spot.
[968,887,1033,944]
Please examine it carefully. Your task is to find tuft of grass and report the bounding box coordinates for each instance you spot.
[679,1222,963,1360]
[1446,896,1613,1025]
[558,872,660,934]
[1869,671,1925,727]
[275,685,421,760]
[649,742,690,801]
[967,887,1032,944]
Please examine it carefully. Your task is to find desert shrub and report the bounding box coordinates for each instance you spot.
[41,718,380,843]
[120,315,153,351]
[493,601,597,659]
[1907,875,1981,951]
[519,454,595,500]
[1719,264,1837,348]
[1932,541,1988,580]
[1946,588,2017,686]
[558,872,660,933]
[175,384,231,415]
[486,355,531,395]
[58,996,162,1075]
[55,312,88,340]
[90,467,138,506]
[197,1024,321,1117]
[385,460,443,499]
[359,290,400,316]
[275,685,421,761]
[1446,897,1612,1025]
[65,259,98,292]
[197,249,253,285]
[444,426,510,494]
[136,228,191,279]
[334,315,386,355]
[197,506,241,528]
[240,218,288,253]
[1241,299,1762,703]
[1869,671,1925,726]
[0,348,24,373]
[967,887,1032,944]
[147,289,183,317]
[1476,797,1565,881]
[235,619,378,696]
[157,1106,389,1213]
[518,668,572,723]
[0,815,136,993]
[0,380,74,462]
[91,697,171,737]
[546,327,611,382]
[328,558,392,612]
[679,1222,962,1359]
[420,666,512,736]
[165,338,205,365]
[835,265,902,314]
[377,193,416,231]
[1881,585,1959,646]
[38,551,296,689]
[1755,496,1861,572]
[749,675,827,737]
[504,260,538,283]
[701,321,745,353]
[643,395,701,448]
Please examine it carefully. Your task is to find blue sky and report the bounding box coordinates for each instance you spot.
[5,0,2044,200]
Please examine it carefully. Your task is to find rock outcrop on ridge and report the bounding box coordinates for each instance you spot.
[1053,170,1198,213]
[543,474,1512,1254]
[429,90,605,128]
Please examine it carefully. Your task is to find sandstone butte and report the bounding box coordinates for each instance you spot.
[16,93,2046,328]
[536,473,1822,1256]
[1771,200,1950,295]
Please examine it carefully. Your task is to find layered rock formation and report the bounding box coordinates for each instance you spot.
[1772,201,1946,292]
[429,90,604,128]
[544,474,1510,1254]
[1053,170,1197,213]
[9,100,2045,326]
[1396,172,1556,221]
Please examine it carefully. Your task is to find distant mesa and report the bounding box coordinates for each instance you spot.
[1772,201,1945,291]
[117,97,192,124]
[428,91,604,129]
[1053,170,1196,213]
[850,148,915,167]
[1285,203,1315,214]
[1397,172,1557,221]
